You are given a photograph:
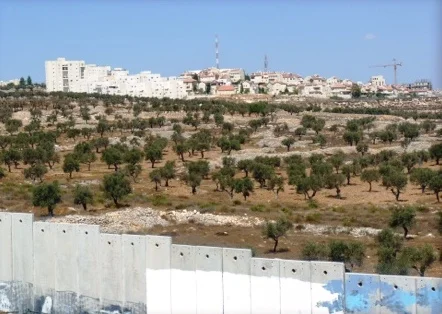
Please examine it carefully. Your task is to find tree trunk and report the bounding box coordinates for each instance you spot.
[69,172,72,179]
[155,182,158,191]
[165,179,169,187]
[403,225,408,239]
[7,164,11,172]
[369,182,372,192]
[273,239,278,253]
[48,206,54,217]
[347,177,350,185]
[113,197,119,207]
[286,146,290,152]
[82,203,87,211]
[88,163,91,171]
[151,161,155,168]
[436,192,440,203]
[180,153,185,162]
[114,164,118,171]
[201,151,204,159]
[244,170,248,177]
[336,186,341,199]
[192,186,196,194]
[421,185,425,194]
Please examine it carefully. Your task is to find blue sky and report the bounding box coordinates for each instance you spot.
[0,0,441,88]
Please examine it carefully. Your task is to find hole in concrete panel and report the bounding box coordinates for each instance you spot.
[108,241,111,245]
[85,231,88,235]
[19,219,22,223]
[261,266,266,271]
[394,284,398,289]
[358,281,363,287]
[180,252,184,257]
[131,242,134,246]
[41,229,44,232]
[291,269,296,273]
[63,230,66,233]
[233,256,237,261]
[323,270,328,275]
[155,243,159,247]
[0,219,2,222]
[206,254,209,258]
[431,287,436,291]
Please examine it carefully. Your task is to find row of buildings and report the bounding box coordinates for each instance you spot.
[44,58,433,99]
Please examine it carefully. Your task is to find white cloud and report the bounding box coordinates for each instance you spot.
[364,33,376,40]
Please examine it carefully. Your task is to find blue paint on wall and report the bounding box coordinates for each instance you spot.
[345,276,379,313]
[316,279,344,313]
[379,281,416,314]
[416,283,442,314]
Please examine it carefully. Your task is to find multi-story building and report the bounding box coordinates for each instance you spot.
[407,79,432,91]
[370,75,386,87]
[45,58,86,92]
[45,58,187,99]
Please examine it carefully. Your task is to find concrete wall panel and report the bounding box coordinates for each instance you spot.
[146,235,171,314]
[0,213,12,281]
[379,275,417,314]
[12,213,33,283]
[279,260,311,314]
[10,213,33,313]
[33,221,55,313]
[311,261,345,314]
[76,224,100,313]
[345,273,380,313]
[250,258,280,314]
[99,233,123,309]
[195,246,223,314]
[54,223,78,313]
[171,244,196,314]
[222,248,251,314]
[122,234,146,313]
[416,277,442,314]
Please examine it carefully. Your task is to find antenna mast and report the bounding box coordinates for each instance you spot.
[215,34,219,69]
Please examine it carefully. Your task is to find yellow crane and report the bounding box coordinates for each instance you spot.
[370,58,403,85]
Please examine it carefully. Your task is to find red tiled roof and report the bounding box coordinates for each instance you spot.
[183,78,196,83]
[217,85,235,91]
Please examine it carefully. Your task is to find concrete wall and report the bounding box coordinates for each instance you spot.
[0,212,441,314]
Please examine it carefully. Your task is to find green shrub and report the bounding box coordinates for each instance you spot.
[305,213,322,223]
[250,204,267,212]
[302,242,328,261]
[150,194,171,206]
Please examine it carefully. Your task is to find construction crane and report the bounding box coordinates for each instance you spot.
[370,58,403,85]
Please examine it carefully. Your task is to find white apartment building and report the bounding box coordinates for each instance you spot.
[45,58,187,99]
[370,75,386,87]
[45,58,86,92]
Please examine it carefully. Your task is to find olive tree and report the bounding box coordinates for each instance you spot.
[410,168,435,193]
[73,184,93,210]
[32,181,61,216]
[263,216,293,253]
[361,169,381,192]
[429,143,442,165]
[103,171,132,206]
[63,153,80,179]
[389,206,416,238]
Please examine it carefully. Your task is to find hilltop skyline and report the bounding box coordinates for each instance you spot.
[0,0,441,88]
